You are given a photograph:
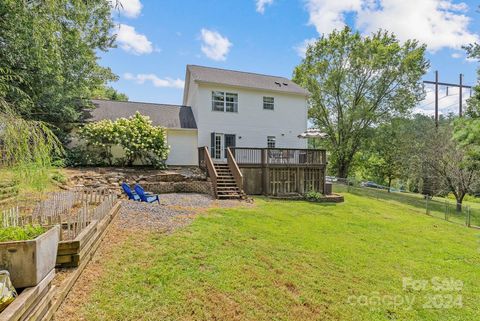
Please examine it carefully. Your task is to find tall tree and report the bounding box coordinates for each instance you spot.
[0,0,117,132]
[454,41,480,166]
[293,27,428,178]
[362,119,406,191]
[426,122,478,211]
[92,86,129,101]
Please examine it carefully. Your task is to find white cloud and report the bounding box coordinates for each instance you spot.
[415,86,471,116]
[451,52,462,58]
[111,0,143,18]
[303,0,479,51]
[256,0,274,14]
[305,0,362,35]
[295,38,316,58]
[200,29,232,61]
[124,73,185,89]
[115,24,153,55]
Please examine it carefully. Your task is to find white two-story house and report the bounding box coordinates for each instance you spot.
[87,65,309,166]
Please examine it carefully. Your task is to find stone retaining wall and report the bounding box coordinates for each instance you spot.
[64,167,212,196]
[142,181,213,195]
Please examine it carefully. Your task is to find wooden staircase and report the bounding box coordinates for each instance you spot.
[214,163,244,199]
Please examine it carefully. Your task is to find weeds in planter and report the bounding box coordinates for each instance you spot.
[0,225,45,242]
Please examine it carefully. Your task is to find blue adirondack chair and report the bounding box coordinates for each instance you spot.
[121,183,140,201]
[134,184,160,204]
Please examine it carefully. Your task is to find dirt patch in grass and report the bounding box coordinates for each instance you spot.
[54,217,134,321]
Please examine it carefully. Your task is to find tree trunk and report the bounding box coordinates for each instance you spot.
[336,162,350,179]
[456,194,465,212]
[388,177,392,193]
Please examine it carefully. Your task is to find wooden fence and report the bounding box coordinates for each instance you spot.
[0,188,116,241]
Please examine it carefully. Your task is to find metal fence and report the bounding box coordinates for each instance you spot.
[333,182,480,229]
[1,188,117,240]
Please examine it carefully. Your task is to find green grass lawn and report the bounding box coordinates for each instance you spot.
[334,184,480,228]
[80,194,479,321]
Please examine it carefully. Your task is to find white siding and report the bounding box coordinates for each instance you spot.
[166,129,198,166]
[194,83,308,150]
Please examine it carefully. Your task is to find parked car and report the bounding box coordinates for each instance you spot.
[361,181,382,189]
[326,176,338,183]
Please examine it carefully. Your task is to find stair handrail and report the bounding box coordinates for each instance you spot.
[227,147,244,194]
[202,147,218,198]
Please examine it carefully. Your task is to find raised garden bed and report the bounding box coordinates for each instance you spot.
[0,225,60,289]
[268,192,344,203]
[0,269,55,321]
[56,200,121,267]
[0,190,121,321]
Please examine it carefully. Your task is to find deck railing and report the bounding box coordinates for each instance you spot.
[227,147,244,193]
[231,147,326,166]
[198,146,218,197]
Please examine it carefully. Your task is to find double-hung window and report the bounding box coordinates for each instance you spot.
[267,136,276,148]
[263,96,274,110]
[212,91,238,112]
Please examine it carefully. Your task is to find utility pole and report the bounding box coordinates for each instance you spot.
[435,71,439,127]
[423,71,472,127]
[459,73,463,117]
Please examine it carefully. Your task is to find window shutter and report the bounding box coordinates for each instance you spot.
[210,132,215,156]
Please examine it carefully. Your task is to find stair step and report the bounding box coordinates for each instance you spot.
[217,191,239,194]
[218,195,241,199]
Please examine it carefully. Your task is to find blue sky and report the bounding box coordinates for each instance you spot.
[102,0,480,115]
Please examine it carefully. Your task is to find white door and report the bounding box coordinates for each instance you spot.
[213,133,224,159]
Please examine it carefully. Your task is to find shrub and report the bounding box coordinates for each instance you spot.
[305,190,323,202]
[78,119,117,165]
[78,112,169,168]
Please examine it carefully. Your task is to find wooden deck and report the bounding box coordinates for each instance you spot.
[230,147,327,196]
[200,147,327,197]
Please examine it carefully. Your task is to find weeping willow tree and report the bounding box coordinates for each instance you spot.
[0,68,63,173]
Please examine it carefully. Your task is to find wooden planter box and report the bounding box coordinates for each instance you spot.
[56,202,120,268]
[0,226,60,289]
[0,270,55,321]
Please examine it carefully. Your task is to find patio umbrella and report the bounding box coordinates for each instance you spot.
[298,129,328,149]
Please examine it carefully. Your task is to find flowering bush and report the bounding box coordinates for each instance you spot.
[78,112,169,168]
[78,119,117,165]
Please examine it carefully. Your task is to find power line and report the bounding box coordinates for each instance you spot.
[423,71,472,126]
[417,92,461,110]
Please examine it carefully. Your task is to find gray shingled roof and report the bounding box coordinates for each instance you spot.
[84,99,197,129]
[187,65,309,96]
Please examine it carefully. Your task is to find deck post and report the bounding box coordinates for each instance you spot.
[262,149,270,195]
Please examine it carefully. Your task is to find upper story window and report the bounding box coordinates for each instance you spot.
[212,91,238,112]
[263,96,274,110]
[267,136,276,148]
